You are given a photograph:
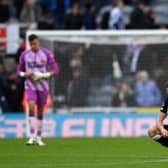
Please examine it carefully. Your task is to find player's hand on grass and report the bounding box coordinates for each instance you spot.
[161,128,168,137]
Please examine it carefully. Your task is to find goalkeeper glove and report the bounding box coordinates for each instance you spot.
[32,72,52,82]
[41,72,52,79]
[32,72,44,82]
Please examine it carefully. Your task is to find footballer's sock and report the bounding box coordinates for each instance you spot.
[152,135,168,147]
[37,116,43,138]
[29,115,36,139]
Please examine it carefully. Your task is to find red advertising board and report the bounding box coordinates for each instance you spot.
[0,26,7,47]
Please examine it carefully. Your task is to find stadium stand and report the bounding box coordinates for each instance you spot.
[1,0,168,112]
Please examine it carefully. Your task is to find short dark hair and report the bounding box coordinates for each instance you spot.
[85,2,93,11]
[28,34,38,42]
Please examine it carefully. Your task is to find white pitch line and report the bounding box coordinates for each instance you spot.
[143,159,168,163]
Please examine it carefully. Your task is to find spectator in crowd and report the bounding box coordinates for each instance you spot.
[0,64,9,112]
[70,47,83,70]
[154,67,167,97]
[108,0,125,30]
[68,68,90,107]
[83,2,96,30]
[146,9,156,29]
[16,39,26,111]
[124,43,144,74]
[13,0,24,19]
[20,0,41,24]
[129,1,149,29]
[5,72,21,112]
[100,6,111,29]
[134,71,161,107]
[0,0,11,23]
[16,38,26,63]
[47,0,67,29]
[67,47,89,107]
[64,3,83,30]
[38,6,55,30]
[112,80,135,107]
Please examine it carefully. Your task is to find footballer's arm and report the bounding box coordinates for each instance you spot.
[157,112,168,137]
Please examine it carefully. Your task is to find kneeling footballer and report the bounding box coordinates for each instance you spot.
[148,84,168,147]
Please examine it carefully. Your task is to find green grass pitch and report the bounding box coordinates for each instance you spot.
[0,138,168,168]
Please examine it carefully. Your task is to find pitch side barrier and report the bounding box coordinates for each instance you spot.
[0,109,161,138]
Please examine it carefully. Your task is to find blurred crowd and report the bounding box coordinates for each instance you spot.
[0,0,166,30]
[0,0,168,112]
[0,39,25,112]
[53,42,167,109]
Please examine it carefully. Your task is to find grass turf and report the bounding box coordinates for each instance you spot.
[0,138,168,168]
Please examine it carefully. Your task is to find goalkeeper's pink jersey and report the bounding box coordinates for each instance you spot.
[17,48,59,91]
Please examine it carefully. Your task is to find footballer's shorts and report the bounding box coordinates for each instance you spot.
[26,89,49,107]
[164,125,168,130]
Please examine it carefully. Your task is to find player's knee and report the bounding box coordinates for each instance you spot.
[147,128,152,137]
[37,112,43,120]
[29,107,35,115]
[29,102,35,111]
[147,126,157,138]
[37,107,44,120]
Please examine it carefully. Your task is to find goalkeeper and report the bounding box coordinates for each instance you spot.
[17,34,59,146]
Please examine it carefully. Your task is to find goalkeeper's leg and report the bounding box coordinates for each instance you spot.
[148,125,168,147]
[36,91,48,146]
[26,90,37,145]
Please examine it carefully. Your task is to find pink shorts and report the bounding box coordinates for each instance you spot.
[26,90,49,107]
